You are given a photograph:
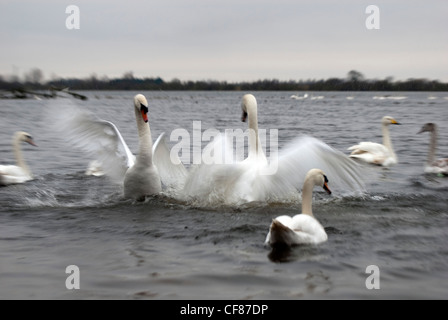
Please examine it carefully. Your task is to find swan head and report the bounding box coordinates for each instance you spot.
[15,131,37,147]
[134,94,149,123]
[382,116,400,126]
[306,169,331,195]
[418,123,435,134]
[241,94,257,122]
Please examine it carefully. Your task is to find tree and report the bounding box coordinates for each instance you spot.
[24,68,44,84]
[122,71,134,80]
[347,70,365,82]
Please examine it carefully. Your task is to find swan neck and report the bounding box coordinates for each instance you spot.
[382,124,395,155]
[135,107,153,164]
[427,128,437,165]
[13,136,30,174]
[247,107,263,159]
[301,179,314,217]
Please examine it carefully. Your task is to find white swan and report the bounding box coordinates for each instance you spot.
[181,94,365,206]
[290,93,308,100]
[418,123,448,176]
[122,94,162,199]
[0,131,37,186]
[85,160,105,177]
[265,169,331,247]
[348,116,400,166]
[51,94,187,200]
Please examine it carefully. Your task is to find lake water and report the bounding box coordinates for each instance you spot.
[0,91,447,300]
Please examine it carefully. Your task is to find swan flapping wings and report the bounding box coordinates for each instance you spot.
[182,133,366,206]
[49,103,186,190]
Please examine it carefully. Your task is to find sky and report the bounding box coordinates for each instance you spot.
[1,0,447,82]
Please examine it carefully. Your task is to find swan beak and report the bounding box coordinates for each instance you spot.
[391,119,400,125]
[241,111,248,122]
[140,104,149,123]
[27,139,37,147]
[323,182,332,195]
[323,175,331,195]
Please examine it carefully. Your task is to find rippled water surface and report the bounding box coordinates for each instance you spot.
[1,91,447,300]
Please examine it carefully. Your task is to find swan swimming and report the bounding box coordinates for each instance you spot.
[348,116,400,166]
[291,93,308,100]
[265,169,331,247]
[418,123,448,176]
[52,94,187,200]
[181,94,365,206]
[0,131,37,186]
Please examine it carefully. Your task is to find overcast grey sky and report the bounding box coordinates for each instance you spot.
[1,0,447,82]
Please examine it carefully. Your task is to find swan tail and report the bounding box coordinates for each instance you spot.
[267,219,296,246]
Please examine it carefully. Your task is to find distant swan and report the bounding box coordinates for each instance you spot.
[85,160,105,177]
[265,169,331,247]
[52,94,187,200]
[418,123,448,176]
[291,93,308,100]
[348,116,400,166]
[181,94,365,206]
[0,131,37,186]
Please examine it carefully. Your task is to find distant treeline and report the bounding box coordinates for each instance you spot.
[1,70,448,91]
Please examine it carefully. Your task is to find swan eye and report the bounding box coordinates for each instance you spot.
[242,111,248,122]
[140,103,149,114]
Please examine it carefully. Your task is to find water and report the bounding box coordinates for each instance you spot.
[1,91,447,300]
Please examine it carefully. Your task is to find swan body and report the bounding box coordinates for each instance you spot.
[122,94,162,199]
[85,160,106,177]
[348,116,400,166]
[182,94,365,206]
[418,123,448,176]
[265,169,331,246]
[0,132,37,186]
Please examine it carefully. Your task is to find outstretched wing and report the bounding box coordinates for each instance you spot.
[152,132,188,191]
[51,105,135,184]
[272,135,367,196]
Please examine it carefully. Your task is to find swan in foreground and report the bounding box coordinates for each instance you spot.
[418,123,448,176]
[51,94,186,200]
[122,94,162,199]
[181,94,365,206]
[0,131,37,186]
[348,116,400,166]
[265,169,331,247]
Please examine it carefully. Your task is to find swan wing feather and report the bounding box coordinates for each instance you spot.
[152,132,188,190]
[273,135,366,195]
[51,106,134,184]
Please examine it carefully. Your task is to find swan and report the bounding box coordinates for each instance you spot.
[291,93,308,100]
[121,94,162,199]
[85,160,105,177]
[265,169,331,247]
[181,94,365,206]
[348,116,400,166]
[0,131,37,186]
[418,123,448,176]
[50,94,187,200]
